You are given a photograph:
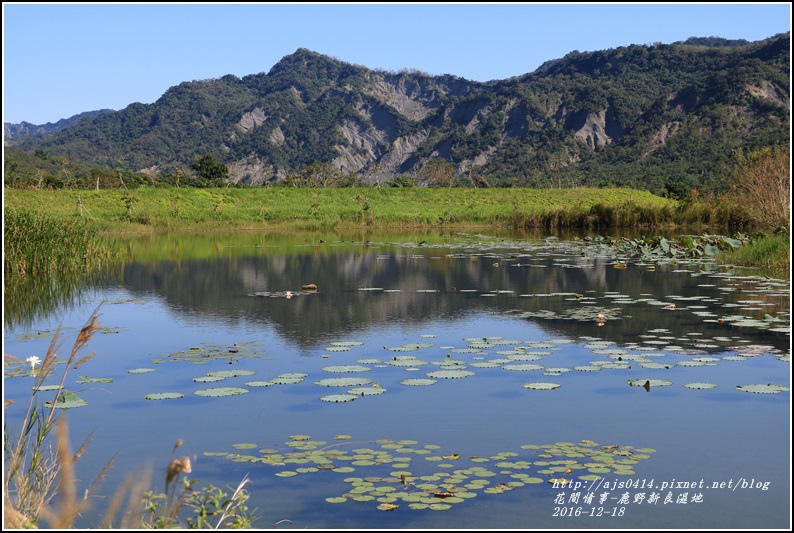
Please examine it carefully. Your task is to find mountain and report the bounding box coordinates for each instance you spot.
[4,109,114,141]
[4,33,789,193]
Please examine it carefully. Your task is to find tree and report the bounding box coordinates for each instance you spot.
[189,154,229,187]
[729,146,790,232]
[419,158,456,188]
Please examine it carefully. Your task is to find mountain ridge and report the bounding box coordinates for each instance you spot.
[5,33,789,193]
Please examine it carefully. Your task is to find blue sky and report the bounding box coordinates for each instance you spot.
[3,2,791,125]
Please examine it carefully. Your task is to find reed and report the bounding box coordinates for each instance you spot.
[3,308,255,529]
[3,307,106,528]
[3,209,120,328]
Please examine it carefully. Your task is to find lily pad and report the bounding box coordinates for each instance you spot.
[194,387,249,397]
[127,368,155,374]
[246,381,275,387]
[400,378,438,386]
[44,390,87,409]
[322,365,371,373]
[76,376,113,384]
[316,377,373,387]
[426,370,475,379]
[207,369,256,378]
[348,387,386,396]
[502,364,544,371]
[320,394,359,403]
[523,383,561,391]
[144,392,184,400]
[194,376,226,383]
[736,384,790,394]
[683,383,717,390]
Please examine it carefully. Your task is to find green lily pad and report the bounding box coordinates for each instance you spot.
[127,368,155,374]
[736,384,790,394]
[194,387,249,397]
[207,369,256,378]
[426,370,475,379]
[348,387,386,396]
[76,376,113,384]
[34,385,63,392]
[246,381,275,387]
[523,383,561,391]
[320,394,359,403]
[316,377,373,387]
[194,376,226,383]
[144,392,184,400]
[400,378,438,386]
[683,383,717,390]
[322,365,371,373]
[44,390,87,409]
[502,363,544,371]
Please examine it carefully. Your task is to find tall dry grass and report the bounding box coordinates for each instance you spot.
[4,307,254,529]
[3,307,110,528]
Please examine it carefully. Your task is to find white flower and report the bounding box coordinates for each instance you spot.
[26,356,42,371]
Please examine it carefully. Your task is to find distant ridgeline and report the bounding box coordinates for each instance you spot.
[4,33,789,194]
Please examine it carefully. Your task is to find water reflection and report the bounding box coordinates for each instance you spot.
[104,235,789,352]
[3,230,790,530]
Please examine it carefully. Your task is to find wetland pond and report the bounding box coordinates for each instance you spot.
[3,230,790,529]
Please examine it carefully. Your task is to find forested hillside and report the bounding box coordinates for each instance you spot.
[4,33,789,194]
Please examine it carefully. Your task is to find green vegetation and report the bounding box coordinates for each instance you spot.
[717,234,790,279]
[3,208,121,327]
[2,187,687,232]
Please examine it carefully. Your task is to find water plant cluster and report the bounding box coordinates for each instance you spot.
[204,435,657,512]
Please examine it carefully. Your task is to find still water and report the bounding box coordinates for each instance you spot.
[3,230,790,529]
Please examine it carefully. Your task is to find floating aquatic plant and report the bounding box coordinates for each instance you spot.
[348,387,386,396]
[144,392,184,400]
[400,379,438,386]
[426,370,475,379]
[194,387,249,397]
[523,383,561,391]
[44,390,87,409]
[245,381,274,387]
[736,384,789,394]
[502,364,544,371]
[316,377,373,387]
[320,394,358,403]
[76,376,113,383]
[322,365,371,373]
[683,383,717,390]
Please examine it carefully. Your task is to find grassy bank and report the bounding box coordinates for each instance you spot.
[4,187,681,231]
[3,208,121,327]
[717,234,791,280]
[6,186,785,278]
